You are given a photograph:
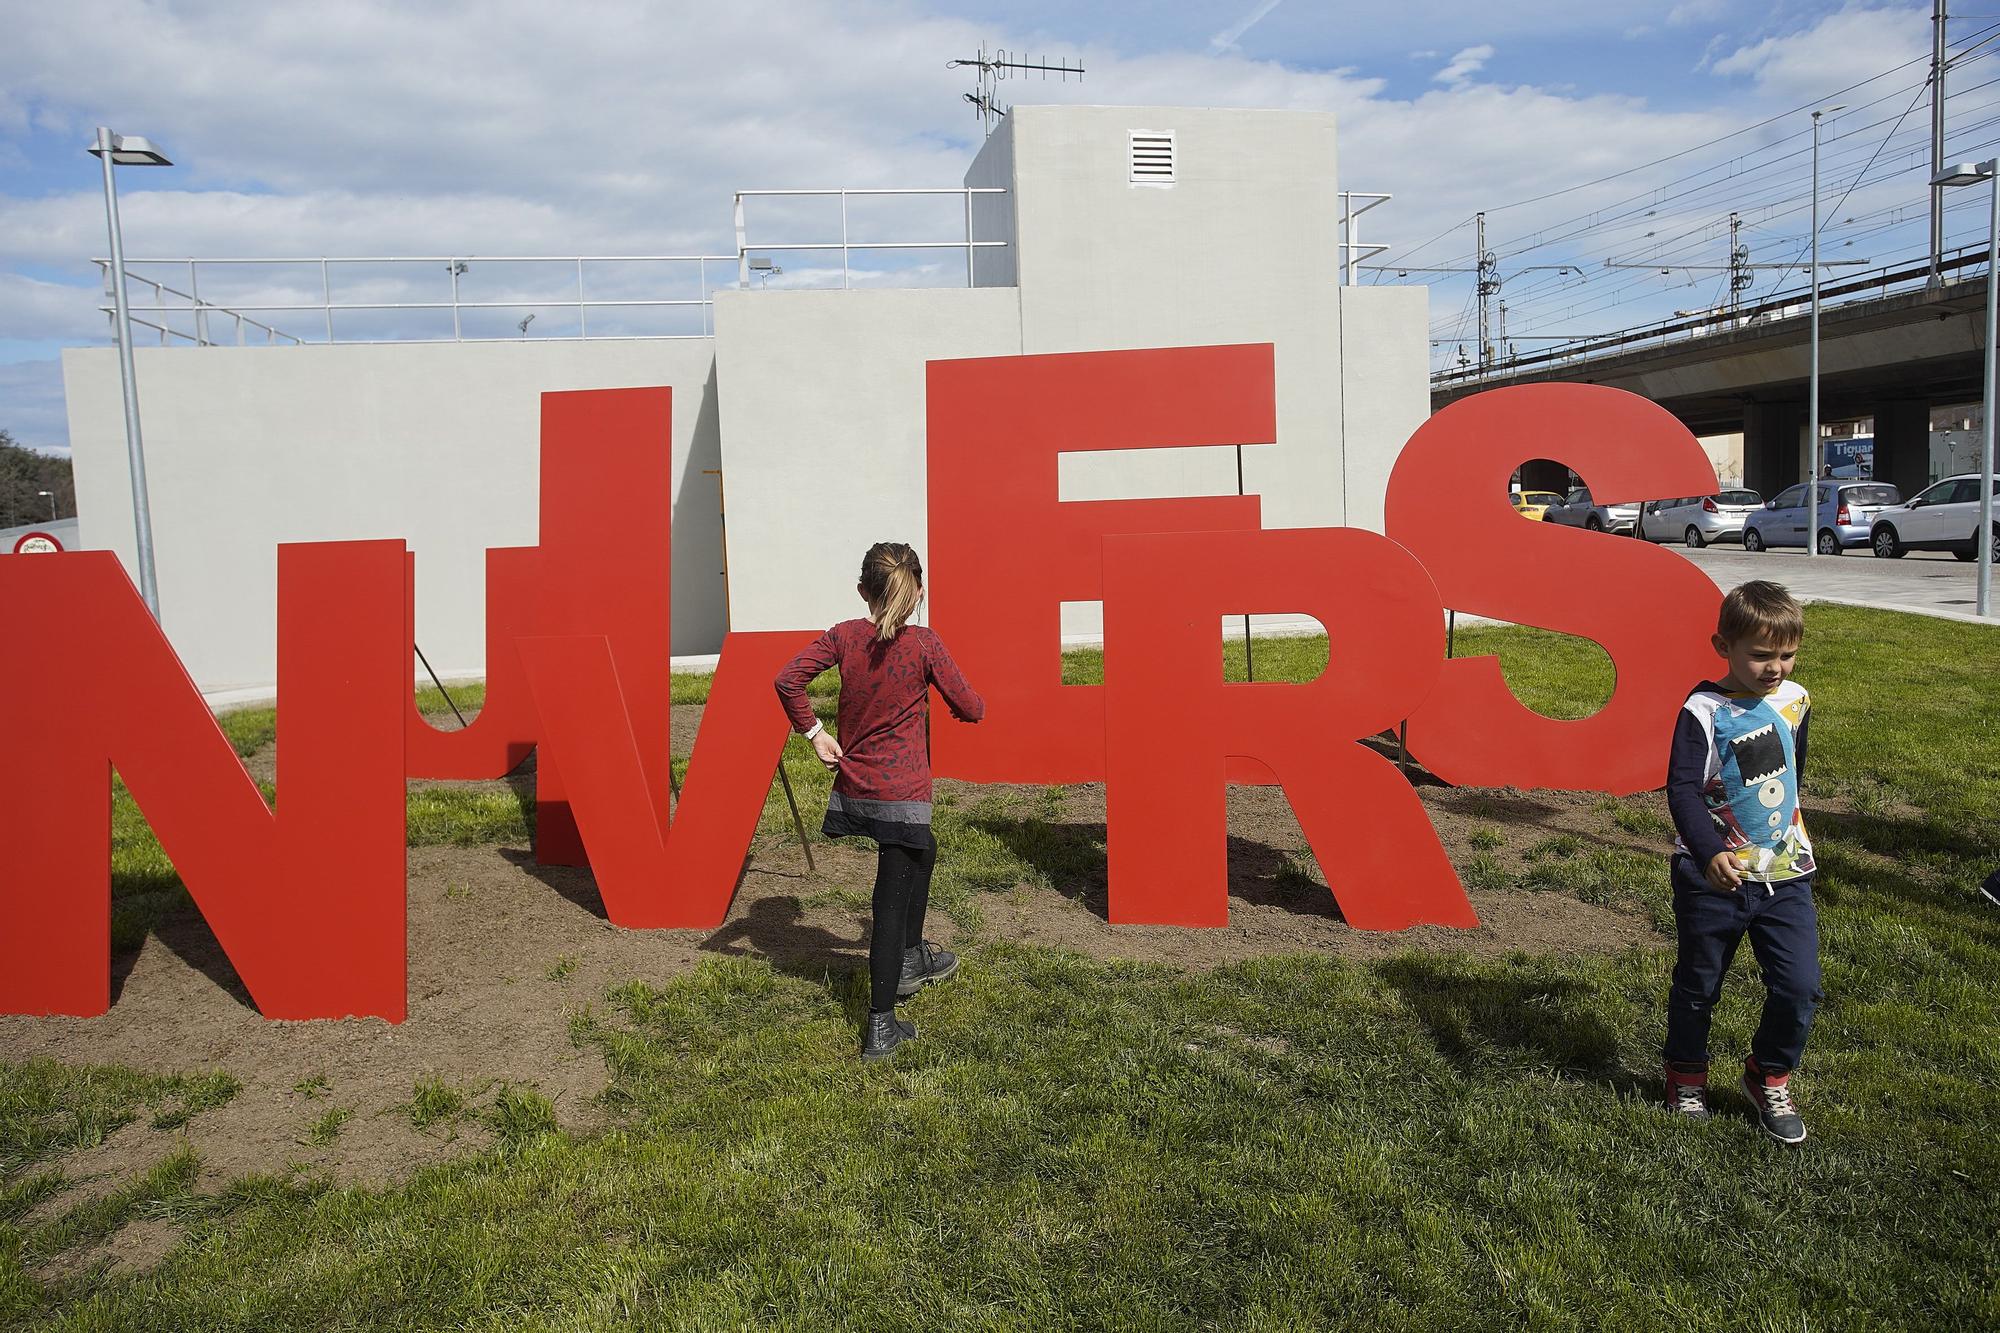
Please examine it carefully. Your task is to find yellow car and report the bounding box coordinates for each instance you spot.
[1511,490,1565,521]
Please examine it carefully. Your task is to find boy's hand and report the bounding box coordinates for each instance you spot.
[1704,852,1744,892]
[811,731,844,769]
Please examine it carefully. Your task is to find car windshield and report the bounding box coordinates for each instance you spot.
[1720,490,1760,505]
[1527,492,1561,504]
[1844,485,1899,506]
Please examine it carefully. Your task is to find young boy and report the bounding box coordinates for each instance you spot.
[1662,580,1822,1144]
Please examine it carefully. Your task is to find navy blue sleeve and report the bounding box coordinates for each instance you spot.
[1666,707,1728,865]
[1793,706,1810,784]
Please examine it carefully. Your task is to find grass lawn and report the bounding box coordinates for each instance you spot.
[3,605,1997,1329]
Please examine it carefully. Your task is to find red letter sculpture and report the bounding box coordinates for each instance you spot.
[928,344,1271,783]
[1102,526,1475,929]
[1385,384,1724,796]
[516,630,815,928]
[0,543,409,1020]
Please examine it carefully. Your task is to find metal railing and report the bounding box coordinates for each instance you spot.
[1432,242,1994,387]
[89,187,1014,344]
[96,265,307,346]
[96,254,736,344]
[732,188,1007,288]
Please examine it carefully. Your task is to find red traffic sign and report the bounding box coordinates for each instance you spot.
[12,531,63,555]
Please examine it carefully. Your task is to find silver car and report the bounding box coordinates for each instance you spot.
[1868,472,2000,560]
[1638,489,1763,547]
[1743,481,1901,555]
[1543,485,1641,535]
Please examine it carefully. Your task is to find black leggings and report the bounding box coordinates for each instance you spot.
[869,841,936,1012]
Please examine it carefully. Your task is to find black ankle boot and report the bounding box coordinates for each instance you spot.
[861,1009,916,1060]
[897,941,959,997]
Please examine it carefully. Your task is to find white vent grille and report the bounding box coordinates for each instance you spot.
[1129,130,1175,185]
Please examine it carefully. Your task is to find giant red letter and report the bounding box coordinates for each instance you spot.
[928,345,1272,783]
[0,543,408,1020]
[1385,385,1724,795]
[516,630,815,928]
[1102,527,1474,930]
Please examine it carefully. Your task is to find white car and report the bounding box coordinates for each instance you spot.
[1638,490,1763,547]
[1868,473,2000,561]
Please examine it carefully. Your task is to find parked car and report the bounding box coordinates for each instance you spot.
[1543,485,1641,535]
[1742,481,1902,555]
[1638,489,1763,547]
[1868,472,2000,560]
[1510,490,1565,521]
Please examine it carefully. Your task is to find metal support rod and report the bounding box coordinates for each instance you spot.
[450,259,461,340]
[775,762,816,873]
[1816,107,1832,556]
[841,191,850,290]
[964,188,975,286]
[734,194,749,289]
[96,127,162,621]
[1981,169,1997,615]
[577,257,587,337]
[414,643,470,729]
[1236,442,1254,681]
[321,259,333,342]
[1397,720,1409,778]
[1932,0,1950,290]
[1447,609,1456,658]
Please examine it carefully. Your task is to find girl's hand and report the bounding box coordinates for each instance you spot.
[812,731,844,769]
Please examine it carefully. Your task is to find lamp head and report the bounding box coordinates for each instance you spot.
[86,132,172,167]
[1931,160,1997,187]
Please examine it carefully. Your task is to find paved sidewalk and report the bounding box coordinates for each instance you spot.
[1662,542,1994,624]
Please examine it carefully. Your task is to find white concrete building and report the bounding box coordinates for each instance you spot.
[63,105,1429,693]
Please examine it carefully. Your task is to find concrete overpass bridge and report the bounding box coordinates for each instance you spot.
[1431,250,1992,498]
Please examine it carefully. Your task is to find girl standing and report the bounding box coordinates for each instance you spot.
[774,542,984,1059]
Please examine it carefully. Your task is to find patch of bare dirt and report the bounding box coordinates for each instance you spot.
[2,704,1672,1215]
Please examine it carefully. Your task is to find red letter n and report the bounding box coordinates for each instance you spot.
[0,544,408,1020]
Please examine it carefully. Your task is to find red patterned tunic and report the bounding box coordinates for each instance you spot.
[774,619,984,845]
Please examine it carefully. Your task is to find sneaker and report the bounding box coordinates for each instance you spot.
[1741,1059,1808,1144]
[861,1010,916,1061]
[1980,868,2000,908]
[897,941,959,998]
[1663,1063,1710,1121]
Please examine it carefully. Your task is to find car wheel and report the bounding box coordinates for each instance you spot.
[1954,547,1976,561]
[1682,526,1705,549]
[1586,516,1604,532]
[1743,528,1764,552]
[1816,528,1841,556]
[1872,525,1903,558]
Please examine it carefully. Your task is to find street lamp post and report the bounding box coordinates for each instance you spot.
[37,490,56,521]
[87,127,173,620]
[1931,159,1999,617]
[1807,105,1845,560]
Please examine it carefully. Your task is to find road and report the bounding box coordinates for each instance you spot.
[1656,540,1992,623]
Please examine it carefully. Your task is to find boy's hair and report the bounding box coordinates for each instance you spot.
[1717,580,1803,645]
[860,542,923,642]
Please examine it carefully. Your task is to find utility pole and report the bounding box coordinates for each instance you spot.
[1728,212,1751,318]
[1931,0,1949,290]
[1497,301,1509,361]
[1476,212,1499,371]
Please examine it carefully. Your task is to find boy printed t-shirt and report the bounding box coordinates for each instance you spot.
[1668,678,1815,882]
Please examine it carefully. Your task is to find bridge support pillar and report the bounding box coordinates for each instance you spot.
[1869,401,1931,496]
[1742,400,1806,497]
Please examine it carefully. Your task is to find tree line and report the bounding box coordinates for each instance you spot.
[0,429,76,531]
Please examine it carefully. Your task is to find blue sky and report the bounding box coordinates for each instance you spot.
[0,1,1965,454]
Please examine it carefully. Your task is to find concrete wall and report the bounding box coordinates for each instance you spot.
[710,287,1022,633]
[63,339,726,691]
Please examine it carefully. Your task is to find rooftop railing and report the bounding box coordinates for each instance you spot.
[93,187,1010,346]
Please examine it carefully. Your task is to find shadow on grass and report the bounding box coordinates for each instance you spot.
[1376,955,1638,1092]
[699,897,867,1002]
[108,899,255,1012]
[963,814,1352,924]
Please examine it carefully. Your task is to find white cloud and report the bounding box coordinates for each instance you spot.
[1210,0,1287,53]
[1434,44,1496,88]
[1710,6,1927,99]
[1667,0,1729,28]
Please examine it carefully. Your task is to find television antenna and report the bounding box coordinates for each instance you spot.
[948,43,1085,137]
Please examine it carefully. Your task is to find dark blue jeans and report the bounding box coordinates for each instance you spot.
[1663,855,1823,1074]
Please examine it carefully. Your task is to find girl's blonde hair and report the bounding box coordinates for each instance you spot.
[860,542,923,641]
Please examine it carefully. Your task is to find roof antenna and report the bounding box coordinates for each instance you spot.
[948,42,1085,138]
